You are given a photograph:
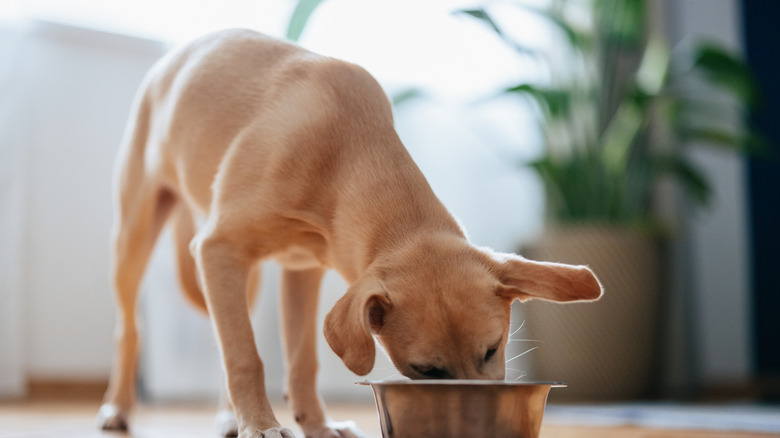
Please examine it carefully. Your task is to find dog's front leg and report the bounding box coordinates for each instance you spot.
[195,235,294,438]
[281,268,365,438]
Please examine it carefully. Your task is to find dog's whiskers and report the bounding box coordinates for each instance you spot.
[508,320,544,348]
[504,367,528,382]
[505,346,538,364]
[508,320,526,338]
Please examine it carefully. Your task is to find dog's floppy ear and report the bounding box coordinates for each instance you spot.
[488,251,603,303]
[324,275,390,376]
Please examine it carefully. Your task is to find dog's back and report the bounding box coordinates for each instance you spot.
[126,30,398,215]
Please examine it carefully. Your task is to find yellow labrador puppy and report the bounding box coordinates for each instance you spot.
[97,29,602,438]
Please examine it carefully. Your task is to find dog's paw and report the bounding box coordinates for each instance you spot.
[258,427,296,438]
[306,420,365,438]
[96,403,129,431]
[215,409,238,437]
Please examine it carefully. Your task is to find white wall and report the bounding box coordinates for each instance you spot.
[0,22,28,397]
[0,21,167,390]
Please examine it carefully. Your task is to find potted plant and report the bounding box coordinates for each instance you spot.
[460,0,762,400]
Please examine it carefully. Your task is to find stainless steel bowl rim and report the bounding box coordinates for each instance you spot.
[357,380,567,387]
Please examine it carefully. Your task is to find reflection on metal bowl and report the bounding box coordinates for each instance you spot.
[359,380,565,438]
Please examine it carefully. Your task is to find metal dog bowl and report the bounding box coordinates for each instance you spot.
[359,380,565,438]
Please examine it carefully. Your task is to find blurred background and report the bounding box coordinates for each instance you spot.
[0,0,777,407]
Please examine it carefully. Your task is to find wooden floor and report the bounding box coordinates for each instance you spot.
[2,399,778,438]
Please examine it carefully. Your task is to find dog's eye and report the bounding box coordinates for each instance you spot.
[412,365,449,379]
[484,347,498,362]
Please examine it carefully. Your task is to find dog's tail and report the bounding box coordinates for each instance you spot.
[171,203,209,315]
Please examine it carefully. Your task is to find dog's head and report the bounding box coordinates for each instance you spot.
[324,235,602,380]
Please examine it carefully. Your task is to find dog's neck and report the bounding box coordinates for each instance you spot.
[327,139,465,283]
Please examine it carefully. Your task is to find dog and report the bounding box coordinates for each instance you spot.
[96,29,602,438]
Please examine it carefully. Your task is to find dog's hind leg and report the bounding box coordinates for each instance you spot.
[98,90,177,431]
[281,267,365,438]
[98,184,176,431]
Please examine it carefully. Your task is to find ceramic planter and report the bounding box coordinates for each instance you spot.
[521,226,662,401]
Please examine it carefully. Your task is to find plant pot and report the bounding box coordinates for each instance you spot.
[520,225,662,401]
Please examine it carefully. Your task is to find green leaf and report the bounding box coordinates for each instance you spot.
[391,88,426,107]
[651,153,711,206]
[691,42,761,107]
[286,0,327,42]
[529,156,573,219]
[511,2,589,49]
[677,125,767,154]
[455,8,540,56]
[457,8,504,38]
[595,0,647,47]
[504,84,572,118]
[599,89,647,174]
[636,36,670,95]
